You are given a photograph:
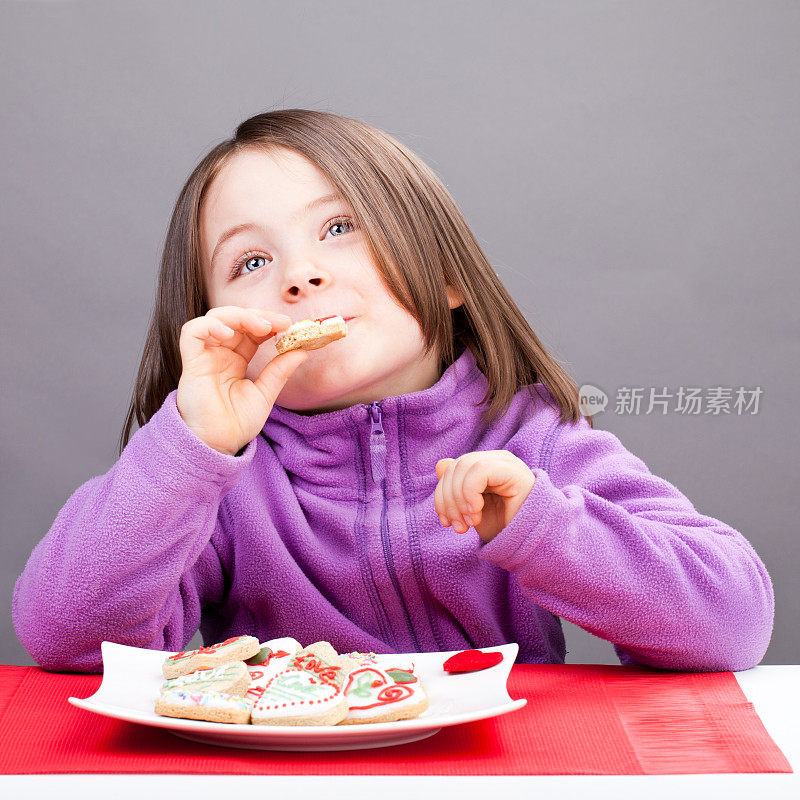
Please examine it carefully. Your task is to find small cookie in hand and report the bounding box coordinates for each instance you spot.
[274,315,348,354]
[162,635,261,679]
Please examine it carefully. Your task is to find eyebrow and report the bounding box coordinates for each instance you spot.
[209,192,345,270]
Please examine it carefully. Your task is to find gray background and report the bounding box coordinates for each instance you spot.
[2,0,798,667]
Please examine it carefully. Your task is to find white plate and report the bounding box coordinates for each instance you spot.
[69,640,526,751]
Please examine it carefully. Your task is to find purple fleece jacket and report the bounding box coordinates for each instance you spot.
[13,347,774,674]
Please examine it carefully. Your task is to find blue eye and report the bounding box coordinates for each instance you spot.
[229,252,269,280]
[323,217,355,239]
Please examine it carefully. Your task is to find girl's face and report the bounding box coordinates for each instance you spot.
[200,147,461,414]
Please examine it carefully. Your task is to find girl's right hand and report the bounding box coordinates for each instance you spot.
[176,307,309,455]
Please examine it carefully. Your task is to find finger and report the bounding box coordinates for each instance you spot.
[435,457,454,479]
[206,308,291,362]
[251,347,310,405]
[440,457,470,533]
[227,309,283,362]
[434,461,450,526]
[206,307,283,344]
[206,306,292,333]
[180,314,241,364]
[434,458,456,525]
[464,455,521,500]
[456,461,492,529]
[447,455,484,531]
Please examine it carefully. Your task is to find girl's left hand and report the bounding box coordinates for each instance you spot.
[434,451,537,544]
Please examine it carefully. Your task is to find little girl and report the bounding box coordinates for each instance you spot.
[13,109,773,674]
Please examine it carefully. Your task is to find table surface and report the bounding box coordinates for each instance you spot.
[2,664,798,798]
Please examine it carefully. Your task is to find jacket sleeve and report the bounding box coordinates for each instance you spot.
[477,414,774,672]
[12,389,258,673]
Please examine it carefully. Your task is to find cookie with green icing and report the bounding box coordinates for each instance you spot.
[160,660,250,696]
[162,635,261,679]
[245,640,301,704]
[338,665,428,725]
[250,646,348,726]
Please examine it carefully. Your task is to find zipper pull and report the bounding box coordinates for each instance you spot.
[368,401,387,483]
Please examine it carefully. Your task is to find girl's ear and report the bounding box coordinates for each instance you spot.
[446,285,464,310]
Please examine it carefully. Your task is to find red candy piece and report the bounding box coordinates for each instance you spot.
[442,649,503,673]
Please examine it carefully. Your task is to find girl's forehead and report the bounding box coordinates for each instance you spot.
[219,148,328,194]
[204,148,335,221]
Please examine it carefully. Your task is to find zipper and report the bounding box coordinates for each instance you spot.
[367,401,422,652]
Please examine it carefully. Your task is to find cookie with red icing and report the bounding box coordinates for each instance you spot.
[338,664,428,724]
[250,645,350,726]
[244,638,302,705]
[162,635,261,678]
[275,315,347,354]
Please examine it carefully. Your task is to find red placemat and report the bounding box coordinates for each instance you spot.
[0,663,792,775]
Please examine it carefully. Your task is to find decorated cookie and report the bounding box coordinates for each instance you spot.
[155,689,250,724]
[442,648,503,673]
[275,315,348,354]
[161,661,250,696]
[245,641,301,703]
[339,665,428,725]
[162,635,261,679]
[250,646,349,726]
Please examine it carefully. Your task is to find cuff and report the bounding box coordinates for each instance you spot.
[138,388,259,491]
[476,467,564,571]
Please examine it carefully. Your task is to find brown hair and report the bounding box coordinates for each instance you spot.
[119,108,592,455]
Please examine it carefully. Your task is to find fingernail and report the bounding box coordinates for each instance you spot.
[464,515,474,526]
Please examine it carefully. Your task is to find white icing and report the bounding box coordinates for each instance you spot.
[341,666,426,721]
[250,668,343,720]
[279,316,345,339]
[162,661,245,692]
[158,689,249,711]
[246,644,299,690]
[317,316,345,328]
[286,320,317,332]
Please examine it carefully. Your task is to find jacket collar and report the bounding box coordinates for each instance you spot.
[260,347,491,489]
[264,344,483,438]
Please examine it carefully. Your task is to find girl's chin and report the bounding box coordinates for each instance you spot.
[291,365,361,396]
